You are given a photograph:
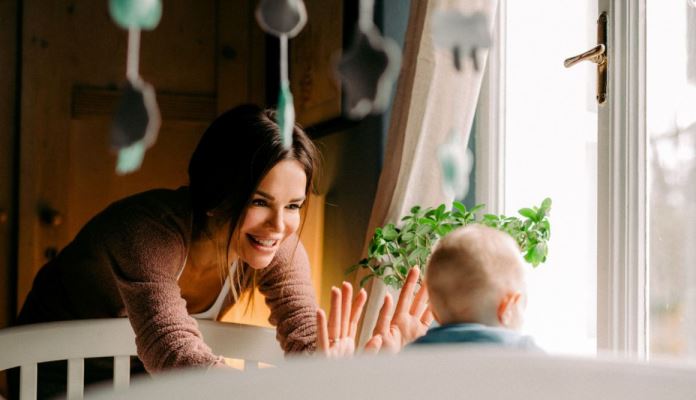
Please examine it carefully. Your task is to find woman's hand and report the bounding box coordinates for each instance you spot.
[364,268,433,354]
[316,282,367,358]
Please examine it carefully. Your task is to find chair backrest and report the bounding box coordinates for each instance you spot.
[89,346,696,400]
[0,318,283,400]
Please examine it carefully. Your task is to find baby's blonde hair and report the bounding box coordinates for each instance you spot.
[425,224,525,325]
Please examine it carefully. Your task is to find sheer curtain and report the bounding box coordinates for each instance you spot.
[355,0,499,346]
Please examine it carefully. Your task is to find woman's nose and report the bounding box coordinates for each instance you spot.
[266,209,285,232]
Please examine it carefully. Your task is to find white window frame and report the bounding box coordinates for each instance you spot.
[475,0,649,357]
[475,0,506,216]
[597,0,647,357]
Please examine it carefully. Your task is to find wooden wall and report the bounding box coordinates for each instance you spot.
[0,0,382,335]
[0,0,386,394]
[316,117,382,312]
[0,0,18,329]
[0,1,18,395]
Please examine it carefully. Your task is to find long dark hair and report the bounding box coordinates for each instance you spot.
[188,104,319,301]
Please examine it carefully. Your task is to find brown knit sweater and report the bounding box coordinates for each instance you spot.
[17,187,318,372]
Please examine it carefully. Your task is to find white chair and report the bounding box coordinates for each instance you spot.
[89,346,696,400]
[0,318,283,400]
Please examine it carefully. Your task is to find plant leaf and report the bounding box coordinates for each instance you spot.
[345,263,361,275]
[359,273,375,287]
[518,208,536,220]
[541,197,552,211]
[470,204,484,214]
[383,224,398,241]
[416,224,433,235]
[452,201,467,215]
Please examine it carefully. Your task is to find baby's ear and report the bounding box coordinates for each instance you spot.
[496,292,522,327]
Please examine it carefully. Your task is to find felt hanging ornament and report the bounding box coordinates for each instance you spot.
[109,0,162,175]
[431,8,489,200]
[431,10,491,72]
[337,0,401,119]
[256,0,307,149]
[255,0,307,38]
[438,128,473,201]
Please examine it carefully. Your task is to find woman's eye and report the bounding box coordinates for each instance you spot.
[251,199,267,207]
[287,203,303,210]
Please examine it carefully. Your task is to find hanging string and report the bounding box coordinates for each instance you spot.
[278,34,295,149]
[359,0,375,31]
[109,0,162,175]
[254,1,306,149]
[280,33,289,84]
[126,27,140,81]
[431,7,489,200]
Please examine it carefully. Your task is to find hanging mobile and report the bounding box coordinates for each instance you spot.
[438,128,473,200]
[431,10,491,72]
[431,8,491,200]
[256,0,307,149]
[336,0,401,119]
[109,0,162,175]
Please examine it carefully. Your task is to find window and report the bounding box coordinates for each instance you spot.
[479,0,696,360]
[647,0,696,359]
[503,0,598,355]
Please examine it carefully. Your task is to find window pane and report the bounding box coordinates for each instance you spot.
[505,0,597,355]
[647,1,696,360]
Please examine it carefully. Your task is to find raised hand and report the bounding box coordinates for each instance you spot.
[364,267,433,354]
[316,281,367,358]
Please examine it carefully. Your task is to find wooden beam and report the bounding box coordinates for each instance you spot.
[71,86,217,122]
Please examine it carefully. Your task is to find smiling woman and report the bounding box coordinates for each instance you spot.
[240,160,308,269]
[9,104,321,398]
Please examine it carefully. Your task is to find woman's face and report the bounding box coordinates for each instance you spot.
[236,159,307,269]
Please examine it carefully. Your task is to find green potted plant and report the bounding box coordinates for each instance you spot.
[348,198,552,290]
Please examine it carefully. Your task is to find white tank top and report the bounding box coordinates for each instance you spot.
[177,257,238,320]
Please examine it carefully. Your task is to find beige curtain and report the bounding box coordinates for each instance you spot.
[355,0,499,347]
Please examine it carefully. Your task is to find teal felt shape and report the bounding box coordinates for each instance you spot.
[109,0,162,30]
[255,0,307,38]
[277,82,295,149]
[116,141,146,175]
[438,129,473,200]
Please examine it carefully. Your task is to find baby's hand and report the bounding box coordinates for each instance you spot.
[365,268,433,354]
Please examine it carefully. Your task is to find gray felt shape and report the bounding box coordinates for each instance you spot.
[111,78,160,149]
[337,25,401,119]
[255,0,307,38]
[431,10,491,71]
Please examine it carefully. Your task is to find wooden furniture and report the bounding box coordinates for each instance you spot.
[89,346,696,400]
[0,318,283,400]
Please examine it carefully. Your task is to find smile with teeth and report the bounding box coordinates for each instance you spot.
[247,234,279,248]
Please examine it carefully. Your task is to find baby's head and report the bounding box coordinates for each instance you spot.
[425,224,527,330]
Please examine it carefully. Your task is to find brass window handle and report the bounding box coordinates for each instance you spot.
[563,12,608,104]
[564,44,606,68]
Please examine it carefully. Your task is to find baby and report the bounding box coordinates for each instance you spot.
[411,224,539,349]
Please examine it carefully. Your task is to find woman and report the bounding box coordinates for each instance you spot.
[12,104,321,397]
[11,103,431,398]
